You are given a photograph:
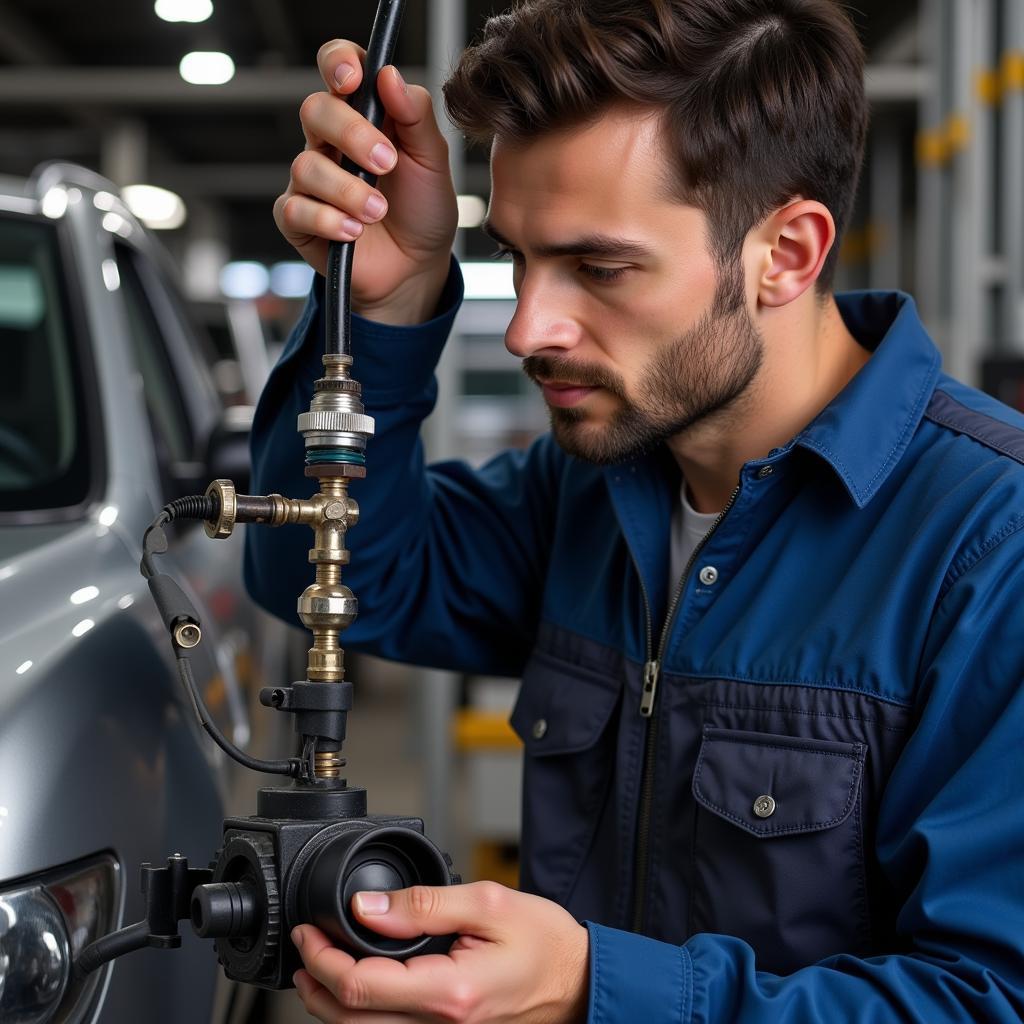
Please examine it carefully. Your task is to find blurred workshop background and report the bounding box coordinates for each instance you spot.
[1,1,1023,1021]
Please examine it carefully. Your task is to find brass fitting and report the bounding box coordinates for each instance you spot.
[204,479,237,539]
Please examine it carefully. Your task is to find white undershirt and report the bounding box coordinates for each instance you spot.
[669,482,721,586]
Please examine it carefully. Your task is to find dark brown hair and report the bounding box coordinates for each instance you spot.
[444,0,868,293]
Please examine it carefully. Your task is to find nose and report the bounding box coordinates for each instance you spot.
[503,271,584,359]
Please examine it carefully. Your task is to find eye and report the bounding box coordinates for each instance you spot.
[579,263,629,283]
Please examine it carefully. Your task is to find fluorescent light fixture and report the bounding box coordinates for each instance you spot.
[220,261,269,300]
[93,190,117,211]
[155,0,213,22]
[122,184,187,230]
[41,187,68,219]
[180,51,235,85]
[98,505,119,527]
[117,595,135,610]
[270,261,315,299]
[462,261,517,300]
[16,661,32,675]
[71,619,95,638]
[70,586,100,606]
[457,195,487,229]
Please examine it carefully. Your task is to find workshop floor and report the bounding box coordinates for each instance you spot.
[247,656,473,1024]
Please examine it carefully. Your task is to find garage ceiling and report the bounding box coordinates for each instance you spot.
[0,0,920,266]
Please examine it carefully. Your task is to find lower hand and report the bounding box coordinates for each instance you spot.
[291,881,590,1024]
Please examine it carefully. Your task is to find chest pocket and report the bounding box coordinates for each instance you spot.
[690,726,868,973]
[510,650,621,906]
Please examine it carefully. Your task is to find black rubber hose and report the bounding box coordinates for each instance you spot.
[77,920,151,975]
[326,0,407,357]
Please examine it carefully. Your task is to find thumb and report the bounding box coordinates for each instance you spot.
[351,882,503,940]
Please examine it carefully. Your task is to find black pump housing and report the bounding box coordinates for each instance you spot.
[192,810,459,989]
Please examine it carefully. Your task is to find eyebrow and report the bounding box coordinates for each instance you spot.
[481,219,655,261]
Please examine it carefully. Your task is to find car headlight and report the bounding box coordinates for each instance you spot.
[0,856,119,1024]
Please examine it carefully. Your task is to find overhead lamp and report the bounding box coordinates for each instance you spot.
[270,261,315,299]
[155,0,213,23]
[462,261,517,300]
[220,261,269,300]
[179,51,235,85]
[122,184,187,230]
[457,195,487,229]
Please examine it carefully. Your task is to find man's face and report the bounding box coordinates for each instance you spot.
[487,107,764,464]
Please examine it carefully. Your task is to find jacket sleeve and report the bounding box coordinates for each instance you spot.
[585,520,1024,1023]
[244,260,562,677]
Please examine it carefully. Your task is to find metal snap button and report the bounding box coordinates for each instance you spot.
[532,718,548,740]
[698,566,719,586]
[753,794,776,818]
[757,465,774,479]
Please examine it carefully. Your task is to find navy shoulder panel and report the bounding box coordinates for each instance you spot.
[925,389,1024,465]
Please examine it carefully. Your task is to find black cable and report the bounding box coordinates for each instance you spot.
[77,921,151,975]
[140,500,302,779]
[176,658,300,778]
[326,0,407,357]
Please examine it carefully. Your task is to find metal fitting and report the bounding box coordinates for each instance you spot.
[174,622,202,648]
[297,583,358,631]
[297,357,375,451]
[204,479,237,540]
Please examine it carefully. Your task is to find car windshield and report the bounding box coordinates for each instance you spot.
[0,214,91,513]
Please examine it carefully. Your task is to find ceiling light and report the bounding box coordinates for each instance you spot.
[155,0,213,23]
[179,51,235,85]
[270,261,315,299]
[457,195,487,229]
[462,261,516,300]
[220,261,269,300]
[122,184,187,230]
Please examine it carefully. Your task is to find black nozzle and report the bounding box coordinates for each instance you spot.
[297,825,452,960]
[191,881,259,939]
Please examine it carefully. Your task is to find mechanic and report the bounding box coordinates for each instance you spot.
[246,1,1024,1021]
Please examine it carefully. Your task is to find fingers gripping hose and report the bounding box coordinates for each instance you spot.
[326,0,407,357]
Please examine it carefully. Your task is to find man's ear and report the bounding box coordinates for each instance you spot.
[754,200,836,308]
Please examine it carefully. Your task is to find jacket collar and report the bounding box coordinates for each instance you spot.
[792,290,941,508]
[602,291,942,611]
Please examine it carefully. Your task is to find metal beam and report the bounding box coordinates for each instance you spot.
[153,160,492,199]
[0,67,428,107]
[864,64,932,103]
[0,63,918,108]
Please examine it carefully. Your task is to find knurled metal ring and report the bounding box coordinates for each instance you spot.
[297,411,375,436]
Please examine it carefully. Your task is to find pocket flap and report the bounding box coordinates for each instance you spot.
[692,727,865,837]
[510,651,621,757]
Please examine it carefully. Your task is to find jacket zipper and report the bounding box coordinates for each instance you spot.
[630,484,741,933]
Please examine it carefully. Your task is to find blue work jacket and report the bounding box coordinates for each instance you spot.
[247,263,1024,1023]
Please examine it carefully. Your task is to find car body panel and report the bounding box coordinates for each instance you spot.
[0,164,289,1024]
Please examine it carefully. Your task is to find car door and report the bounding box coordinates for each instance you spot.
[112,241,254,756]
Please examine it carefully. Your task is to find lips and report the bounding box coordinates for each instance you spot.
[539,380,598,408]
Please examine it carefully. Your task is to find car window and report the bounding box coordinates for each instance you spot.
[114,245,194,474]
[0,215,91,512]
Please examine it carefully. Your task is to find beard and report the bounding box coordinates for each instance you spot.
[521,263,763,465]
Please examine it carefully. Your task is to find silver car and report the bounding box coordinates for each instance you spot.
[0,163,289,1024]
